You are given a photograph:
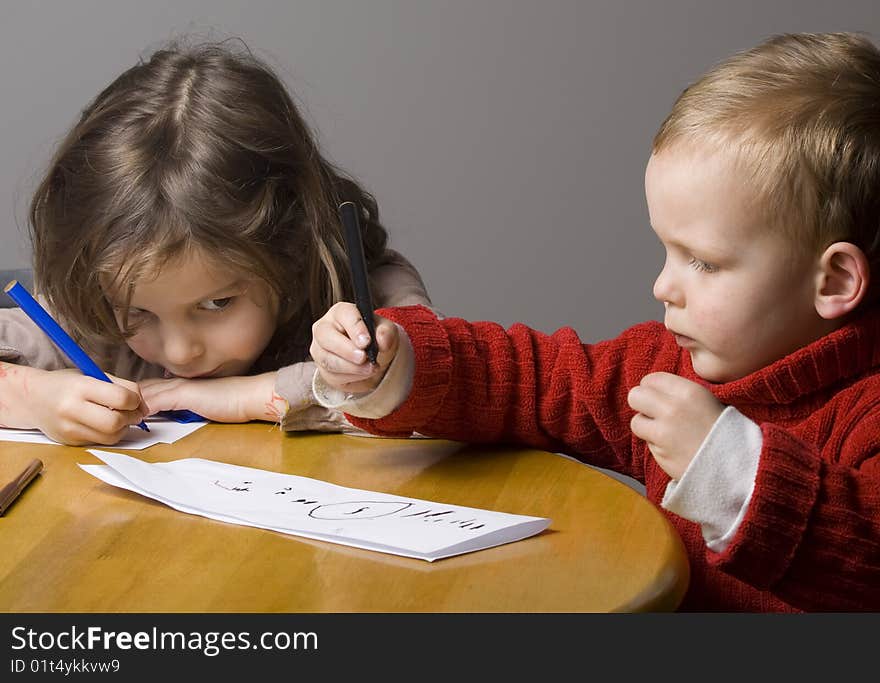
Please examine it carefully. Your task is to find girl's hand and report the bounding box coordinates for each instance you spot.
[310,302,399,394]
[140,372,283,424]
[0,364,146,446]
[627,372,725,480]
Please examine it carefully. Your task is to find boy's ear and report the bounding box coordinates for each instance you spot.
[814,242,870,320]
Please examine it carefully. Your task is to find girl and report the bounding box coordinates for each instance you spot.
[0,40,432,446]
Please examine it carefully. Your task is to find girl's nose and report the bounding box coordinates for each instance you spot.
[161,326,205,367]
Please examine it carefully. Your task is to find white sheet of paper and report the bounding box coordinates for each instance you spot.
[80,449,551,561]
[0,417,207,450]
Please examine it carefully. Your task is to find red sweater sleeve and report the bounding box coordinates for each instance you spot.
[712,414,880,611]
[347,305,682,481]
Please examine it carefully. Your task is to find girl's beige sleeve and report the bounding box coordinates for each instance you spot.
[0,305,163,381]
[275,360,365,434]
[369,248,436,311]
[0,307,73,370]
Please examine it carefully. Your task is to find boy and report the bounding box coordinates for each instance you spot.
[309,33,880,611]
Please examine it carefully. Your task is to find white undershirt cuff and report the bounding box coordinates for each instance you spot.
[312,324,414,419]
[661,405,762,553]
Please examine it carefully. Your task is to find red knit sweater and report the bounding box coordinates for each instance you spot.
[348,305,880,611]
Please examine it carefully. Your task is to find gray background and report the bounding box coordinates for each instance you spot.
[2,1,878,340]
[2,1,877,492]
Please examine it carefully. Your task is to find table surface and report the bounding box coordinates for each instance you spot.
[0,424,689,612]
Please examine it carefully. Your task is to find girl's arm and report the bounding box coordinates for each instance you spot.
[0,307,146,445]
[0,362,145,445]
[273,361,359,432]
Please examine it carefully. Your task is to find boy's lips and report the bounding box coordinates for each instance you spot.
[671,332,697,348]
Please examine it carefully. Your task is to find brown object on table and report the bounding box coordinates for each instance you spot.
[0,458,43,515]
[0,426,689,611]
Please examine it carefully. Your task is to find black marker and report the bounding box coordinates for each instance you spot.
[338,201,379,364]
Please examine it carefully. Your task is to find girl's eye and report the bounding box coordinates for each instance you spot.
[116,308,151,336]
[200,297,233,311]
[688,257,718,273]
[124,307,151,323]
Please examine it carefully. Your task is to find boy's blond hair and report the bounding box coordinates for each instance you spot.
[654,32,880,300]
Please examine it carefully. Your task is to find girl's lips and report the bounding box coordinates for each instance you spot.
[163,368,218,379]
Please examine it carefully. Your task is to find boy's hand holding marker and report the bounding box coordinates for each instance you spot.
[312,202,400,395]
[310,302,399,395]
[310,301,724,480]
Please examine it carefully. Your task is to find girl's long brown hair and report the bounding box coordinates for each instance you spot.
[29,39,388,362]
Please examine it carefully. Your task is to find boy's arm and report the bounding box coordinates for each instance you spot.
[270,248,432,434]
[650,405,880,610]
[704,416,880,611]
[662,406,762,552]
[320,348,766,544]
[316,305,678,477]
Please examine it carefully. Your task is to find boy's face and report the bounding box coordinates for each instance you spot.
[645,144,832,383]
[107,250,279,379]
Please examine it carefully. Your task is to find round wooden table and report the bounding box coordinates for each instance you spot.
[0,424,688,612]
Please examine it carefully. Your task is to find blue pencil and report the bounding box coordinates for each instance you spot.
[3,280,149,432]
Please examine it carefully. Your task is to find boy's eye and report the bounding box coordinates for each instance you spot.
[688,257,718,273]
[200,297,233,311]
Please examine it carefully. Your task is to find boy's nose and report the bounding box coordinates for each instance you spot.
[653,264,683,307]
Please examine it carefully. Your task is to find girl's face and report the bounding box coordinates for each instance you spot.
[108,250,279,378]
